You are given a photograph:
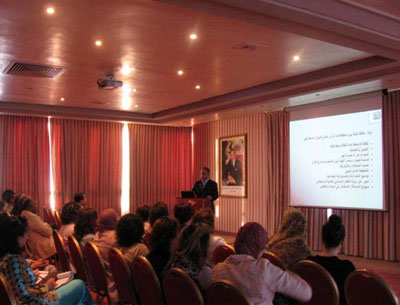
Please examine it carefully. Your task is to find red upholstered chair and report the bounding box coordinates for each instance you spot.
[207,280,252,305]
[213,244,235,264]
[163,268,204,305]
[84,242,111,305]
[0,273,18,305]
[262,250,287,270]
[53,209,62,228]
[109,248,138,305]
[53,230,70,272]
[42,207,53,226]
[131,256,164,305]
[68,235,88,283]
[345,270,399,305]
[293,260,339,305]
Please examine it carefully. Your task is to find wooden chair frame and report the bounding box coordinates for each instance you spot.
[0,274,18,305]
[68,235,88,283]
[207,279,252,305]
[53,230,70,272]
[262,250,287,270]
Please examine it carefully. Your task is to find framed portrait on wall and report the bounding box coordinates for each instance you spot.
[219,134,247,198]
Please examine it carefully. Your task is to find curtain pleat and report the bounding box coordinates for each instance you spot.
[50,119,123,213]
[0,115,50,215]
[129,124,192,212]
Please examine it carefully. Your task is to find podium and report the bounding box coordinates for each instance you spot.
[176,198,212,211]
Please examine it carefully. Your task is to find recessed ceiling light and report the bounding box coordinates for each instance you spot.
[177,70,184,76]
[293,55,300,61]
[134,104,138,108]
[190,33,198,40]
[46,7,55,14]
[121,65,133,76]
[195,85,201,90]
[132,88,137,92]
[95,40,102,47]
[60,97,65,102]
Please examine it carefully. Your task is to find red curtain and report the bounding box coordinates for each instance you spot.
[129,124,192,212]
[0,115,50,215]
[50,119,123,213]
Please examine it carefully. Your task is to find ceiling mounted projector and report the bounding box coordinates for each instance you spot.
[97,73,123,90]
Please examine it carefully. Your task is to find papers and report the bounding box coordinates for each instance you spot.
[35,270,74,288]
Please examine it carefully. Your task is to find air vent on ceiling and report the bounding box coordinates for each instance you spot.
[3,62,66,78]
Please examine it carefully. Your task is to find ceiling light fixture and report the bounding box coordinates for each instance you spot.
[95,40,102,47]
[134,104,138,108]
[60,97,65,102]
[177,70,184,76]
[46,7,55,14]
[293,55,300,61]
[190,33,198,40]
[132,88,137,92]
[196,85,201,90]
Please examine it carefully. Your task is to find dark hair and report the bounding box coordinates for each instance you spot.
[117,213,144,248]
[2,189,15,203]
[10,194,28,216]
[322,215,345,249]
[61,202,82,225]
[191,208,215,229]
[174,202,194,228]
[74,208,97,242]
[171,222,211,268]
[202,167,210,174]
[136,205,150,222]
[18,196,36,216]
[149,201,169,227]
[150,217,177,252]
[0,216,28,257]
[74,193,85,203]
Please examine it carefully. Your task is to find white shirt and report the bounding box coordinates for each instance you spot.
[212,254,312,305]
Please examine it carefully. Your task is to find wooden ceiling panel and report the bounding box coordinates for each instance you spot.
[0,0,372,115]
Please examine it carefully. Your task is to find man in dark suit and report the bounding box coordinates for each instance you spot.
[192,167,218,212]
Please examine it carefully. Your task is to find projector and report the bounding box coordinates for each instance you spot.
[97,78,123,90]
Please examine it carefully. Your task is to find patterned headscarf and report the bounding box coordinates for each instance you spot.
[97,208,118,233]
[234,222,268,259]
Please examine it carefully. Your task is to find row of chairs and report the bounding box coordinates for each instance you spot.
[43,207,61,229]
[212,244,398,305]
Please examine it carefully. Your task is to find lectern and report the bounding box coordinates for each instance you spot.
[176,198,212,211]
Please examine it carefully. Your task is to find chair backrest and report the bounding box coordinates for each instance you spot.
[163,268,204,305]
[293,260,339,305]
[53,209,62,228]
[131,256,163,305]
[213,244,235,264]
[0,274,18,305]
[345,270,399,305]
[207,280,252,305]
[84,242,109,298]
[262,250,287,270]
[109,248,138,305]
[68,235,88,282]
[42,207,53,225]
[53,230,70,272]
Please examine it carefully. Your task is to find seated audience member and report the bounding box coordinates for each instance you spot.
[117,213,149,263]
[74,208,97,247]
[308,215,355,305]
[170,222,213,290]
[73,192,87,208]
[0,215,94,305]
[11,193,28,216]
[1,189,15,213]
[174,202,195,232]
[92,208,119,304]
[149,201,169,228]
[136,204,151,233]
[268,208,311,270]
[191,208,227,266]
[60,202,82,241]
[212,222,312,305]
[146,217,177,278]
[20,197,56,259]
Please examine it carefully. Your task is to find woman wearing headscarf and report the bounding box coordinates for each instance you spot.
[212,222,312,305]
[92,208,119,304]
[267,208,311,270]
